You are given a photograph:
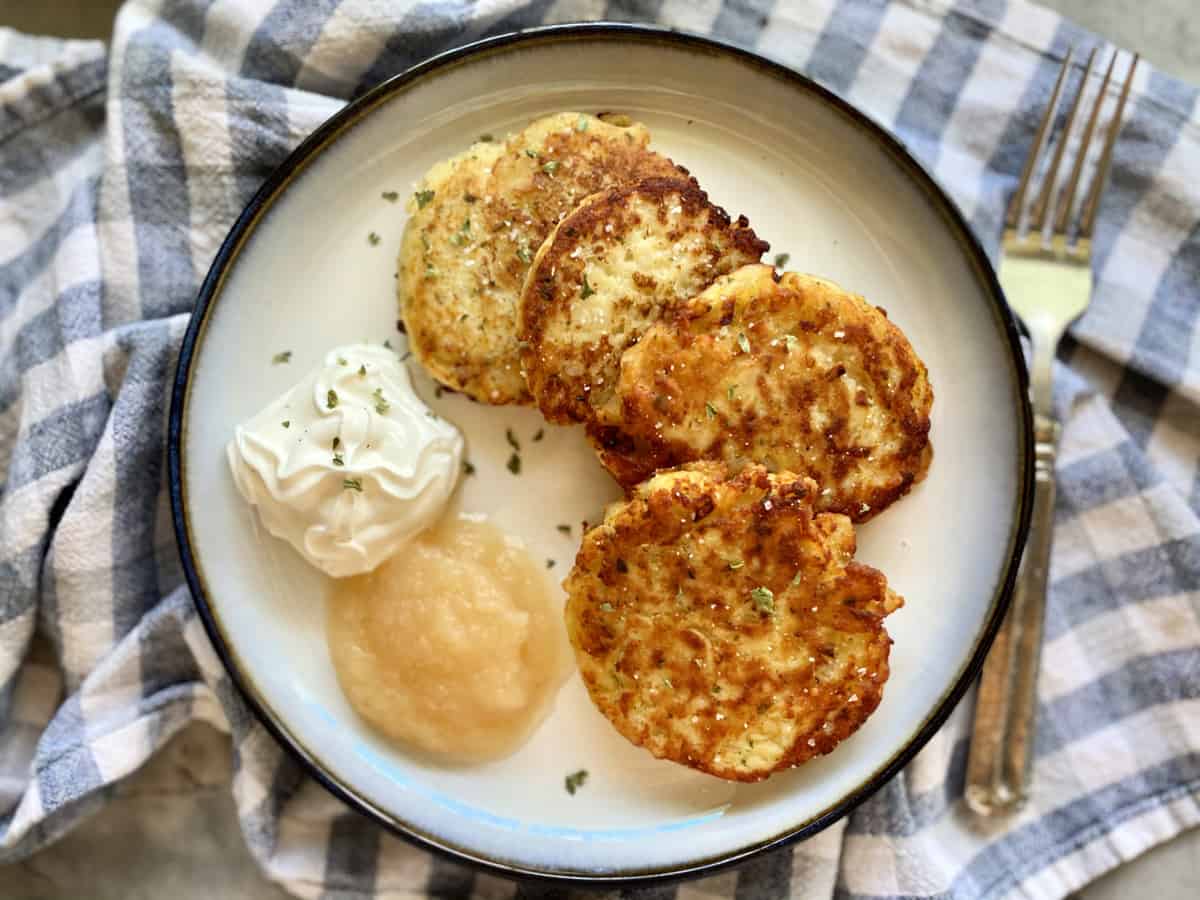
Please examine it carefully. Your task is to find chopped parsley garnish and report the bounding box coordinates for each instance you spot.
[424,265,437,279]
[557,524,572,536]
[564,770,588,795]
[750,586,775,613]
[575,114,589,132]
[505,427,520,451]
[516,245,533,264]
[727,384,737,400]
[272,350,292,365]
[532,428,544,442]
[524,148,539,158]
[414,189,435,208]
[332,453,345,467]
[462,460,476,476]
[337,356,347,365]
[600,602,614,612]
[343,478,363,492]
[373,388,389,415]
[450,218,471,246]
[381,190,399,202]
[367,231,381,246]
[546,559,556,569]
[358,364,367,376]
[581,273,595,299]
[728,559,744,571]
[281,420,290,428]
[332,436,341,450]
[705,402,717,419]
[506,452,521,475]
[541,160,560,176]
[774,252,790,269]
[478,133,494,142]
[737,332,750,354]
[326,389,338,410]
[383,339,393,350]
[662,677,674,690]
[401,350,412,361]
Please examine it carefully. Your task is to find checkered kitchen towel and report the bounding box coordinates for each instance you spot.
[1,1,1197,897]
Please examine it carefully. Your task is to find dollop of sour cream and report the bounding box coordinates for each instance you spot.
[227,344,463,578]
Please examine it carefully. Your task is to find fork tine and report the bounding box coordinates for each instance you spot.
[1079,53,1139,241]
[1029,47,1096,234]
[1054,50,1117,236]
[1005,48,1074,229]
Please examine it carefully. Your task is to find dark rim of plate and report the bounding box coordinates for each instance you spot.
[168,21,1035,888]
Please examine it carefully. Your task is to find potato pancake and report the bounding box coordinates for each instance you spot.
[564,462,902,782]
[592,264,933,521]
[397,141,516,402]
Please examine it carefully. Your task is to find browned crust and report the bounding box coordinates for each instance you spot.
[397,144,532,405]
[564,463,900,782]
[591,265,933,521]
[401,114,690,405]
[484,125,691,303]
[519,177,769,425]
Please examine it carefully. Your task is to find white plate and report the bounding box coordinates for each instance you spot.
[169,24,1032,884]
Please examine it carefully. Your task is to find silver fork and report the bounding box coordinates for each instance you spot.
[965,47,1138,816]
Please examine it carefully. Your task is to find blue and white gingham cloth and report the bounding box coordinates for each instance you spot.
[1,2,1197,898]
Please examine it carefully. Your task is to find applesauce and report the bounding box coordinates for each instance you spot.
[328,515,570,762]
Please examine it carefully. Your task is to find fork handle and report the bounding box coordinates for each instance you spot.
[965,413,1060,815]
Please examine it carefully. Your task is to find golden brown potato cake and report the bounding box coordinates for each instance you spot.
[397,141,520,403]
[399,112,686,405]
[591,264,933,521]
[564,462,902,782]
[519,177,768,425]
